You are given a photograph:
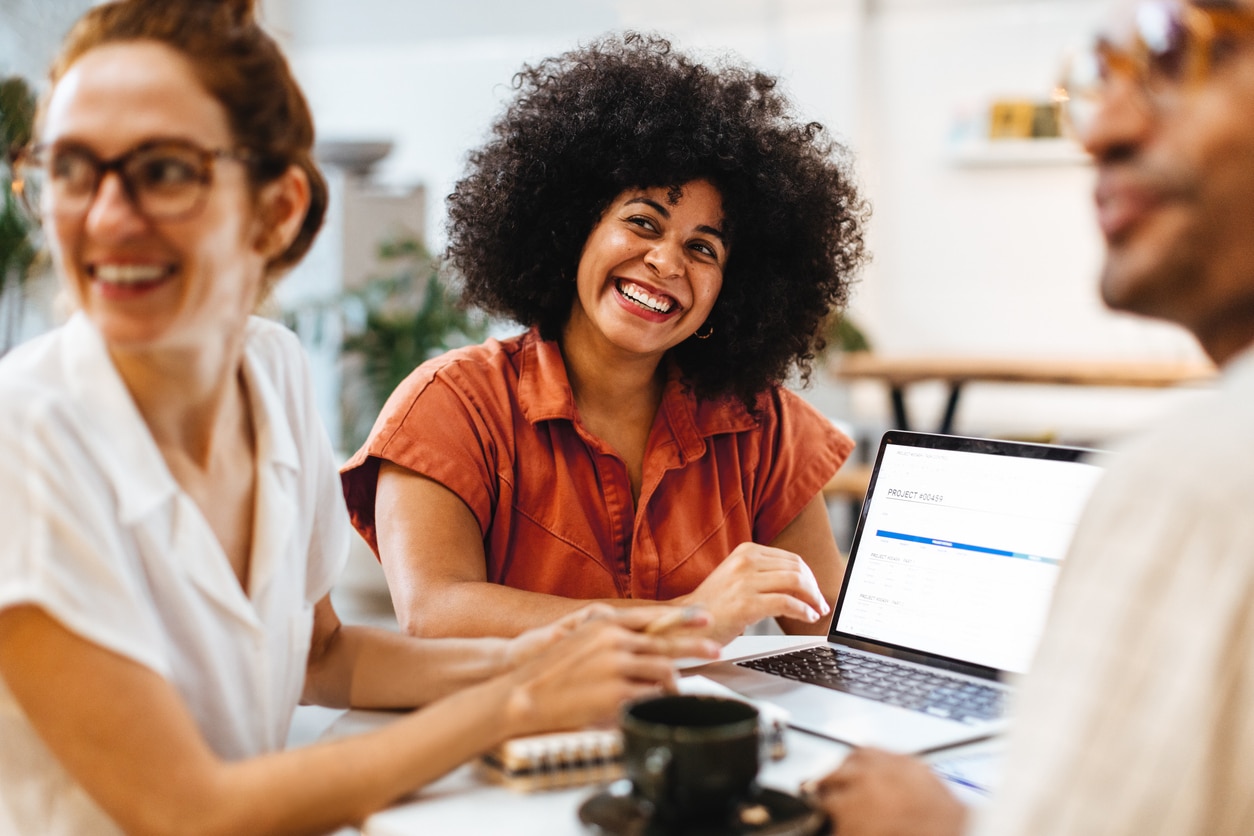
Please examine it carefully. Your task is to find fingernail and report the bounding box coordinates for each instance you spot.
[808,607,821,622]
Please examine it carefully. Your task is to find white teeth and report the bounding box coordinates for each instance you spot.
[618,281,674,314]
[94,264,168,285]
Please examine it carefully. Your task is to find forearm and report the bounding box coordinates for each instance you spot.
[397,578,655,638]
[0,605,520,836]
[218,678,517,835]
[303,622,515,708]
[234,611,709,835]
[375,464,655,639]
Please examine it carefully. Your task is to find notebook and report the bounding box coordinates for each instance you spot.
[700,430,1105,753]
[478,675,790,791]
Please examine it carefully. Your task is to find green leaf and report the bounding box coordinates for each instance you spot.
[283,233,489,450]
[0,75,38,356]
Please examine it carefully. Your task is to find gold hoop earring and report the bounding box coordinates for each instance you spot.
[693,323,714,340]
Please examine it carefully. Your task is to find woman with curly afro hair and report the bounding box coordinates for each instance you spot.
[342,32,870,644]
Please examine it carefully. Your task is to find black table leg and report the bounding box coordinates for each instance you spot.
[890,386,910,431]
[888,382,964,434]
[938,382,963,435]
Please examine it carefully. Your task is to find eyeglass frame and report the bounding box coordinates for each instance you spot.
[1055,0,1254,139]
[7,138,256,223]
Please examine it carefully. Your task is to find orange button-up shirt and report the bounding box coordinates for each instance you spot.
[341,329,853,601]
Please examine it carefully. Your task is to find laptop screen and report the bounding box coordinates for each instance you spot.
[832,432,1105,676]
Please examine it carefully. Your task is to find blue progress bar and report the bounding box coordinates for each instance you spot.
[876,530,1061,566]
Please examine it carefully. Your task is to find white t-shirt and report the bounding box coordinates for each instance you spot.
[0,314,348,835]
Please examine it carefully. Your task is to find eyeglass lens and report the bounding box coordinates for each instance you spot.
[1061,0,1254,138]
[19,141,215,220]
[1062,1,1189,112]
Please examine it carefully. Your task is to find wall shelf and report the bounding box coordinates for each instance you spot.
[947,138,1091,168]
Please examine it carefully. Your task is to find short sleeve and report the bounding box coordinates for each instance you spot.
[307,444,350,604]
[288,340,350,605]
[749,387,854,545]
[341,362,502,556]
[0,401,169,678]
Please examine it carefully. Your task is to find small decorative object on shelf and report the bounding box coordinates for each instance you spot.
[988,98,1061,140]
[946,94,1088,168]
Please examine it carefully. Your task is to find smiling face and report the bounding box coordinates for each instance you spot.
[39,40,269,353]
[1084,0,1254,363]
[566,180,727,362]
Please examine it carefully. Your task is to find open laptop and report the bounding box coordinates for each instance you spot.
[701,430,1106,753]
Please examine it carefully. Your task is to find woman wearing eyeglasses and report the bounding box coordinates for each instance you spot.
[0,2,717,833]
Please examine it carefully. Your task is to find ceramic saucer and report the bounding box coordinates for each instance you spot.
[578,780,828,836]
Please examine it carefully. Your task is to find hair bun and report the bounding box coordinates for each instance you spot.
[222,0,256,26]
[184,0,256,27]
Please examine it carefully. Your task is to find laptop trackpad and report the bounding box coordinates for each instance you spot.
[701,661,994,754]
[776,686,971,752]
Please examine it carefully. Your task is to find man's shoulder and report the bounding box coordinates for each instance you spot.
[1104,374,1254,504]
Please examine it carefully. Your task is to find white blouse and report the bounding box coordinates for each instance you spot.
[0,314,348,835]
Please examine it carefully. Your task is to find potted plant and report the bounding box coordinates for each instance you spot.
[286,234,489,452]
[0,75,39,356]
[822,312,872,355]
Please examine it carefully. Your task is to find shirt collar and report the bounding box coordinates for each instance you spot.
[60,314,300,525]
[61,313,177,524]
[515,326,759,451]
[240,319,300,474]
[517,328,579,423]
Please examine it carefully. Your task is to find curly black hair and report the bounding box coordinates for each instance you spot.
[445,32,869,405]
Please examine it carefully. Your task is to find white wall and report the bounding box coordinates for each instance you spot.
[272,0,1211,444]
[0,0,91,81]
[852,0,1207,440]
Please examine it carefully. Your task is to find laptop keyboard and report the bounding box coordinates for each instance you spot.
[737,646,1005,725]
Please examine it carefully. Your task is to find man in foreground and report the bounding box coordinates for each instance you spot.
[812,1,1254,833]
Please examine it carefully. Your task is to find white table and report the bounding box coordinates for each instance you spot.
[323,636,999,835]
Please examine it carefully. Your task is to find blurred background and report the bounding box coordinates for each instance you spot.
[0,0,1218,759]
[0,0,1214,621]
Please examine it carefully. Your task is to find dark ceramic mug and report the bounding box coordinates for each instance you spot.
[621,694,760,826]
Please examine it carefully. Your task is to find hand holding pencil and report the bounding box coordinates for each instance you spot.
[500,605,721,736]
[642,606,708,635]
[505,603,716,671]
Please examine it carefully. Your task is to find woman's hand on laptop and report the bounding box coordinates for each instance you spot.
[678,543,831,645]
[499,606,721,736]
